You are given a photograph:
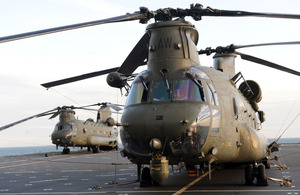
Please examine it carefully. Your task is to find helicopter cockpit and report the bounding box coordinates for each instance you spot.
[52,122,77,145]
[54,123,76,131]
[121,67,221,156]
[125,67,218,106]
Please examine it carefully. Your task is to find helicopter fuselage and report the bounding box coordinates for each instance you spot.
[51,106,118,153]
[119,19,269,183]
[121,65,268,164]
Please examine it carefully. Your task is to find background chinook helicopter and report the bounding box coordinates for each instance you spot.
[0,0,300,186]
[0,103,121,154]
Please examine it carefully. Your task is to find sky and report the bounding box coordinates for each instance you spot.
[0,0,299,147]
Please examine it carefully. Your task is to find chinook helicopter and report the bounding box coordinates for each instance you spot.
[1,3,300,186]
[0,103,120,154]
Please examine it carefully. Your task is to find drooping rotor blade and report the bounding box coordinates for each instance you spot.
[41,67,119,88]
[236,52,300,77]
[74,107,122,114]
[116,32,150,75]
[73,102,123,111]
[40,33,149,88]
[107,103,123,112]
[49,110,61,120]
[233,41,300,50]
[0,12,146,44]
[1,5,300,44]
[198,41,300,55]
[0,108,58,131]
[153,4,300,21]
[200,8,300,19]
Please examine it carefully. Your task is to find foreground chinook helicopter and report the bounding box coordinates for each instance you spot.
[1,3,300,186]
[0,103,120,154]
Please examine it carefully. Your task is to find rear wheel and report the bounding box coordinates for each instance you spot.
[245,165,253,185]
[92,146,100,153]
[257,164,268,186]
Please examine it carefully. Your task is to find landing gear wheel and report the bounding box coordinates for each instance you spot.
[245,164,254,185]
[140,167,152,187]
[62,148,70,154]
[257,164,268,186]
[92,146,100,153]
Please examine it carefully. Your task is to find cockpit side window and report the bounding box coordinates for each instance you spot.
[174,80,205,101]
[207,82,219,106]
[125,82,151,106]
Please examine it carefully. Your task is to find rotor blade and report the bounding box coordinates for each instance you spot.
[49,110,61,120]
[75,107,122,114]
[0,108,58,131]
[201,8,300,19]
[198,41,300,56]
[41,67,119,88]
[236,52,300,77]
[0,12,145,44]
[107,103,123,112]
[233,41,300,50]
[76,103,102,108]
[116,32,150,75]
[71,102,123,112]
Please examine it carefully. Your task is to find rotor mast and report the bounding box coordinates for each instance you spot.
[146,18,200,73]
[213,53,237,78]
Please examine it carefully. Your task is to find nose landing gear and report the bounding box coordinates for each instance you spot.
[62,147,70,154]
[139,156,170,187]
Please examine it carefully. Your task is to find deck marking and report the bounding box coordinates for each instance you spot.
[61,169,93,172]
[99,173,133,177]
[173,168,215,195]
[30,178,68,183]
[4,171,38,174]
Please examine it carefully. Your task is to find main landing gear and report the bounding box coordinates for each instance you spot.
[62,147,70,154]
[245,164,268,186]
[92,146,100,153]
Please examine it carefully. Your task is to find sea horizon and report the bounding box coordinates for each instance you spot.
[0,138,299,157]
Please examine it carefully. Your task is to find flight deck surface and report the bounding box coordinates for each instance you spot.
[0,144,299,194]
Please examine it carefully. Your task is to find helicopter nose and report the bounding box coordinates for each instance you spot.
[51,130,72,145]
[121,102,207,154]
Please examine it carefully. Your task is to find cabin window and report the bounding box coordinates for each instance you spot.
[72,123,77,134]
[153,81,172,102]
[187,67,209,79]
[196,104,210,125]
[233,97,244,119]
[207,82,219,106]
[211,109,220,133]
[174,80,205,101]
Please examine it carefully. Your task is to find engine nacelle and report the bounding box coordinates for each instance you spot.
[238,80,262,103]
[106,72,126,88]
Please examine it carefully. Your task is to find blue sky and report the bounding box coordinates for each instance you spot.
[0,0,299,147]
